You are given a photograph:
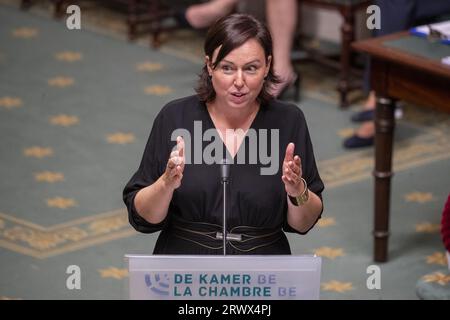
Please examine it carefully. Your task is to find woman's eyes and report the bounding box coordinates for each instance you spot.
[220,65,258,73]
[221,65,233,72]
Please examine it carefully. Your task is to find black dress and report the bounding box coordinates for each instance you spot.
[123,95,324,255]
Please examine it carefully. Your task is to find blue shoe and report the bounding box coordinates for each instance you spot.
[351,110,374,123]
[343,134,374,149]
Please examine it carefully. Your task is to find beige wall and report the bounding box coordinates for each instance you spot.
[301,4,372,42]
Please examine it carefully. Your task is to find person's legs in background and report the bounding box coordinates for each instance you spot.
[345,0,450,148]
[344,0,416,149]
[177,0,238,29]
[266,0,298,97]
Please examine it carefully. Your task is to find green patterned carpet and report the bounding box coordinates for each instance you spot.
[1,2,449,299]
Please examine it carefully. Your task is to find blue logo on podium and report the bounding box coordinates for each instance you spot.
[145,273,170,296]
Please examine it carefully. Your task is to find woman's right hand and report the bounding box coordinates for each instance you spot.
[162,136,185,190]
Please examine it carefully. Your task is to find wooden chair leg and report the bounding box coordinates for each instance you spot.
[127,0,138,41]
[149,0,162,48]
[20,0,33,10]
[53,0,66,18]
[338,6,355,108]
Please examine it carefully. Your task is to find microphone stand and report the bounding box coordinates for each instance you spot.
[220,159,230,255]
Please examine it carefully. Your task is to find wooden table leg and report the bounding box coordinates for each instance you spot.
[373,96,396,262]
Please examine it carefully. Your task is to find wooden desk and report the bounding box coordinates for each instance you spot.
[352,31,450,262]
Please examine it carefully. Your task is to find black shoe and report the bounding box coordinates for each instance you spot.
[351,110,374,123]
[278,73,301,102]
[343,134,374,149]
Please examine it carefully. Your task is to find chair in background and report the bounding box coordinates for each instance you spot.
[293,0,371,108]
[20,0,177,47]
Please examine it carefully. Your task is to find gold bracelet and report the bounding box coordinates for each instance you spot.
[288,178,309,206]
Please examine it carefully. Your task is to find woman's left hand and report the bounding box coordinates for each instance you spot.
[281,142,305,197]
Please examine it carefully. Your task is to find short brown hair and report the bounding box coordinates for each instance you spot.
[196,13,280,105]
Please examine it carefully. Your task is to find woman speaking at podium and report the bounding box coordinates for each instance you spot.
[123,13,324,255]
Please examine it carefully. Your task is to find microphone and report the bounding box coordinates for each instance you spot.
[220,159,230,255]
[221,158,230,183]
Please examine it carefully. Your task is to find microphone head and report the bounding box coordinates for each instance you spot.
[220,159,230,182]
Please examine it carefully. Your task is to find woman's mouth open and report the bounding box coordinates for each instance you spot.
[230,92,248,104]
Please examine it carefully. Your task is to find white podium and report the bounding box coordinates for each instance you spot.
[125,255,322,300]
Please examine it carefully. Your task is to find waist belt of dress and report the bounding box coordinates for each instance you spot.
[170,216,283,252]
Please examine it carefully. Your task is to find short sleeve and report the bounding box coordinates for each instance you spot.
[283,107,324,235]
[122,111,171,234]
